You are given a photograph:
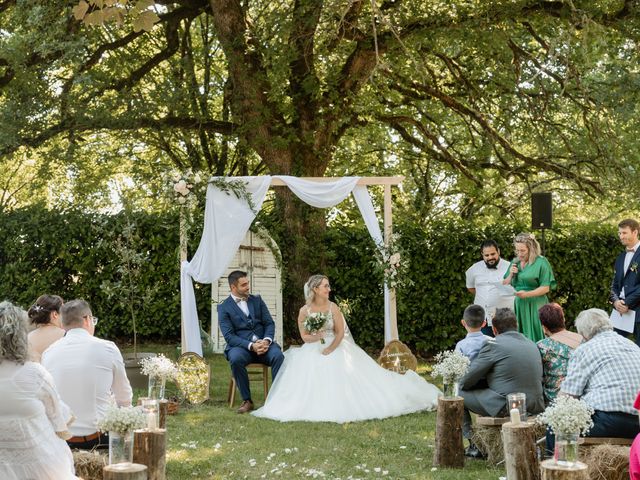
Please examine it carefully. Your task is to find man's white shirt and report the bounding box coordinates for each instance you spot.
[41,328,132,436]
[465,258,515,325]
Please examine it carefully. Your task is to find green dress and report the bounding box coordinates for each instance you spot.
[504,256,556,342]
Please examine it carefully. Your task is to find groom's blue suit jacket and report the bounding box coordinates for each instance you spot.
[218,295,276,352]
[610,248,640,322]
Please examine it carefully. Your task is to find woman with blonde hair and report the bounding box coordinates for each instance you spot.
[0,301,77,479]
[503,232,556,342]
[253,274,441,423]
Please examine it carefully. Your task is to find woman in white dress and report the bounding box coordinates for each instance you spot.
[0,301,78,480]
[253,275,441,423]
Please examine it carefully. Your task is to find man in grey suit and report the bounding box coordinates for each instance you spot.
[459,307,545,458]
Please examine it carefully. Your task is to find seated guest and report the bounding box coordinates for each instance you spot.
[630,391,640,479]
[561,308,640,438]
[0,301,77,479]
[27,294,65,362]
[459,307,545,458]
[42,299,132,449]
[537,303,582,404]
[455,304,491,362]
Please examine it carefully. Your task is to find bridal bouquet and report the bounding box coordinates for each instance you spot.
[97,405,146,435]
[431,350,470,385]
[303,312,327,344]
[537,395,594,436]
[140,354,178,381]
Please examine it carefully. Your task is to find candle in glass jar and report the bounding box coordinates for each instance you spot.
[510,408,521,424]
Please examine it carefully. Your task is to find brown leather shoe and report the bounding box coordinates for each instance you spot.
[236,400,254,414]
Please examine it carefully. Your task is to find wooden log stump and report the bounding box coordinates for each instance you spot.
[502,421,540,480]
[158,400,168,429]
[133,429,166,480]
[433,396,464,468]
[540,459,588,480]
[103,463,147,480]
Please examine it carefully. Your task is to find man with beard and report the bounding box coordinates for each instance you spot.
[466,240,515,337]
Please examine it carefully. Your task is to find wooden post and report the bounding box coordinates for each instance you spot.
[383,184,399,341]
[133,429,166,480]
[433,397,464,468]
[103,463,147,480]
[158,400,168,429]
[502,422,540,480]
[179,207,188,353]
[540,460,588,480]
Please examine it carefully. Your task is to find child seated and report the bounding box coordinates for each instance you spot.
[455,304,492,362]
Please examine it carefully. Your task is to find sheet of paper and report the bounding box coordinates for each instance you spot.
[610,309,636,333]
[491,282,516,296]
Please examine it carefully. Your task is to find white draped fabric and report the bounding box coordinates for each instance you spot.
[180,176,391,354]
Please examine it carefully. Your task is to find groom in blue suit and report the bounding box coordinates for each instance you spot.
[218,270,285,413]
[610,218,640,345]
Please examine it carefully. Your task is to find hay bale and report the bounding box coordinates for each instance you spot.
[73,449,107,480]
[472,421,546,465]
[580,444,629,480]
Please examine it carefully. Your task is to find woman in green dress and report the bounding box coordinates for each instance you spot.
[502,232,556,342]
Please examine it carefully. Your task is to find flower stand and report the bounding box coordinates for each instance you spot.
[502,421,540,480]
[433,396,464,468]
[103,463,148,480]
[133,429,167,480]
[540,459,588,480]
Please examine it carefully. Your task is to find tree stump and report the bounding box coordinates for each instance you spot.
[133,429,166,480]
[158,400,168,429]
[103,463,147,480]
[502,421,540,480]
[540,459,588,480]
[433,396,464,468]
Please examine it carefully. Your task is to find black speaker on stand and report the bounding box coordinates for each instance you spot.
[531,192,552,255]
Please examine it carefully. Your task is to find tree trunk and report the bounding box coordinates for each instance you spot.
[433,397,464,468]
[272,188,327,340]
[502,422,540,480]
[103,463,147,480]
[133,430,166,480]
[540,460,588,480]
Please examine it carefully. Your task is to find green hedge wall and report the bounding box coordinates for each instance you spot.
[0,207,621,354]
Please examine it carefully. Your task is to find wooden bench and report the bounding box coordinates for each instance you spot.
[580,436,633,446]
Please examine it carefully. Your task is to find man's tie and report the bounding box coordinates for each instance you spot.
[627,248,636,253]
[235,296,248,303]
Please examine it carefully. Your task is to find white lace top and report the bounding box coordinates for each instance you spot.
[0,361,77,479]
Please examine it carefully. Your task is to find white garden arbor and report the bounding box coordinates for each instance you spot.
[180,176,403,355]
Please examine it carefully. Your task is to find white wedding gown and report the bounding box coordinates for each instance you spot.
[252,308,441,423]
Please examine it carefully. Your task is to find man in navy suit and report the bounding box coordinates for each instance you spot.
[610,218,640,345]
[218,270,285,413]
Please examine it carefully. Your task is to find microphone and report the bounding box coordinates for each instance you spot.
[511,259,519,280]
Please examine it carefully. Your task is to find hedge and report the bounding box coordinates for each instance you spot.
[0,206,621,354]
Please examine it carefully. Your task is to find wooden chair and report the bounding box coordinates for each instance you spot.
[227,363,270,407]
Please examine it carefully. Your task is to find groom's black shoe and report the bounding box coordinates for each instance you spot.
[237,400,254,414]
[464,443,486,460]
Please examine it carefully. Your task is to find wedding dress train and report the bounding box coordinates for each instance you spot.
[252,308,441,423]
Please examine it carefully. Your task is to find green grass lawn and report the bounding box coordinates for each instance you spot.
[126,344,506,479]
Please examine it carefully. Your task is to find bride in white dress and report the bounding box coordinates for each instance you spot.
[252,275,441,423]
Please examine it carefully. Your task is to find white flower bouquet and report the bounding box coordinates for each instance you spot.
[166,170,205,206]
[537,395,594,436]
[431,350,470,385]
[303,312,328,344]
[372,233,412,290]
[140,354,178,381]
[97,405,146,435]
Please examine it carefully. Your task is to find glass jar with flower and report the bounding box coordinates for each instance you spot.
[431,350,470,399]
[537,396,594,467]
[97,405,146,466]
[140,354,178,400]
